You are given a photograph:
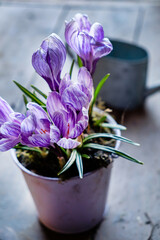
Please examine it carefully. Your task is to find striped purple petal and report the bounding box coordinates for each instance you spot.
[28,134,50,147]
[57,138,80,149]
[0,138,20,152]
[69,107,88,139]
[0,97,14,125]
[1,122,21,138]
[50,125,61,143]
[32,33,66,91]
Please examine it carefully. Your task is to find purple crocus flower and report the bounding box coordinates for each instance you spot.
[47,91,88,149]
[32,33,66,91]
[46,67,92,149]
[65,13,113,75]
[20,68,92,149]
[21,102,51,148]
[59,67,93,111]
[0,97,24,151]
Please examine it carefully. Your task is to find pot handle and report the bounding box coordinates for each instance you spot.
[144,83,160,98]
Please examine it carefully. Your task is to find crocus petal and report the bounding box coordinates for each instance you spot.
[60,68,93,110]
[89,23,104,41]
[74,13,91,32]
[65,20,92,60]
[77,33,92,61]
[27,102,48,119]
[47,92,66,114]
[59,73,72,96]
[50,125,61,143]
[62,84,88,111]
[65,20,78,50]
[10,112,25,124]
[50,111,67,137]
[21,114,36,137]
[47,92,70,137]
[0,138,19,152]
[39,119,50,133]
[57,138,80,149]
[32,49,54,90]
[92,38,113,60]
[65,23,93,72]
[28,134,50,147]
[42,34,66,88]
[0,97,14,125]
[1,122,20,138]
[77,67,93,104]
[69,107,88,138]
[32,33,66,91]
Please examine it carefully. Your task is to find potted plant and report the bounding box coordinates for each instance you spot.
[0,13,142,234]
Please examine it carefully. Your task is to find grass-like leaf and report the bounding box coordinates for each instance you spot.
[76,152,83,179]
[69,59,75,78]
[23,94,28,106]
[58,149,77,176]
[100,123,127,130]
[93,116,106,126]
[83,143,143,165]
[77,55,83,67]
[82,154,90,159]
[14,145,42,153]
[59,146,68,157]
[31,85,47,99]
[90,73,110,112]
[83,133,140,146]
[13,81,45,106]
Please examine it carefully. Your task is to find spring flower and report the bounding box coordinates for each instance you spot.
[47,91,88,149]
[46,67,92,149]
[0,97,24,151]
[21,102,51,148]
[65,13,113,75]
[32,33,66,91]
[59,67,93,111]
[21,65,93,149]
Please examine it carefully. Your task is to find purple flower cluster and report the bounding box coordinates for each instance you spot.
[0,34,93,150]
[0,13,112,151]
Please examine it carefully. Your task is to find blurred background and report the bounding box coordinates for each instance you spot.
[0,0,160,239]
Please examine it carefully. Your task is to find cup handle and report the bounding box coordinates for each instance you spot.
[144,84,160,98]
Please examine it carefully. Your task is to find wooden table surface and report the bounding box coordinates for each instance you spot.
[0,1,160,239]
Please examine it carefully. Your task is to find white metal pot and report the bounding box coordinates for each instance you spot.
[11,114,120,234]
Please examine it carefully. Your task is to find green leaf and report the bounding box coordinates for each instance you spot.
[41,105,47,110]
[33,90,36,95]
[69,59,75,78]
[13,81,45,106]
[100,123,127,130]
[31,85,47,99]
[93,116,106,126]
[76,152,83,179]
[59,146,68,157]
[77,55,83,67]
[83,133,139,146]
[23,94,28,106]
[83,143,143,165]
[91,73,110,111]
[82,154,90,159]
[14,145,42,153]
[58,149,77,175]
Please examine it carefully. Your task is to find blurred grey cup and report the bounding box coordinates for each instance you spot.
[93,40,160,110]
